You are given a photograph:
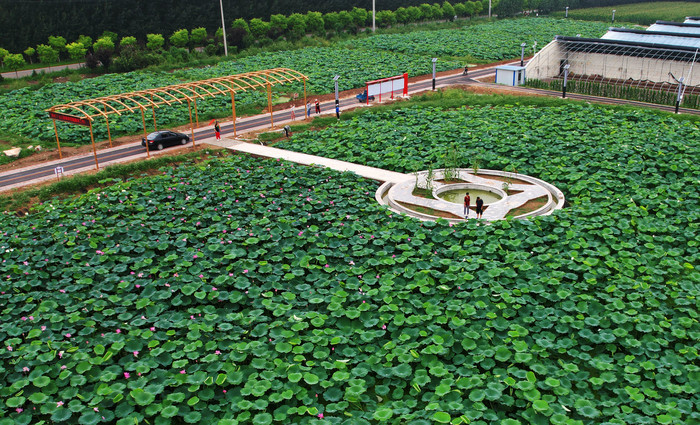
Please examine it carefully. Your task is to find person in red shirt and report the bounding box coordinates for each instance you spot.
[464,192,470,218]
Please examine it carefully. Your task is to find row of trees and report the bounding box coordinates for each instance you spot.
[0,1,486,74]
[228,1,486,49]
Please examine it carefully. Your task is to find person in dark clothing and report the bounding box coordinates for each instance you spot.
[315,99,321,114]
[464,192,470,218]
[214,121,220,140]
[476,197,484,219]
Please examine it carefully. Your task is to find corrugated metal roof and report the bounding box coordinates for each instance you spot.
[556,36,700,63]
[602,28,700,49]
[649,23,700,35]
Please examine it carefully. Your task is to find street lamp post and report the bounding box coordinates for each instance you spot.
[432,58,438,91]
[489,0,492,18]
[612,9,616,23]
[675,77,684,114]
[562,64,570,98]
[333,75,340,119]
[372,0,376,32]
[219,0,228,56]
[565,6,569,18]
[520,42,527,67]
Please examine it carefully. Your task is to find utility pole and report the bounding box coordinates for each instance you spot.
[373,0,376,32]
[333,75,340,119]
[219,0,228,56]
[432,58,438,91]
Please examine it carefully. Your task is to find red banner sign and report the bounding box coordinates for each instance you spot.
[48,111,90,126]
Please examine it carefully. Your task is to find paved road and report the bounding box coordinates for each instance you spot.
[2,65,698,190]
[1,62,84,79]
[0,69,474,190]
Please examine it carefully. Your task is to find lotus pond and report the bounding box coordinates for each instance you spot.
[0,100,699,425]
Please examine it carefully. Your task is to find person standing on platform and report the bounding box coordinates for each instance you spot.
[214,121,220,140]
[306,102,312,118]
[464,192,470,218]
[290,104,296,121]
[476,197,484,219]
[315,99,321,114]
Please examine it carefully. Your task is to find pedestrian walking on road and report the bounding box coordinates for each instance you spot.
[476,197,484,219]
[214,121,220,140]
[290,104,296,121]
[306,102,312,118]
[315,99,321,114]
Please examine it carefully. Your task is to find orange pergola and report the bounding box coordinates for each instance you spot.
[46,68,309,169]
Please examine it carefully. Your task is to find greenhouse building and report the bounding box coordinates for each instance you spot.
[525,19,700,96]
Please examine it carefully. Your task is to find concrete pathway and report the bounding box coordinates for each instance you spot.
[207,138,410,184]
[1,62,84,79]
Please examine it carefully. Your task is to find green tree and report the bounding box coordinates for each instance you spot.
[36,44,59,67]
[420,3,435,20]
[93,36,115,68]
[4,53,25,76]
[269,15,287,38]
[0,48,8,66]
[395,7,410,25]
[120,36,138,48]
[248,18,270,40]
[230,18,251,49]
[350,7,368,27]
[146,34,165,51]
[454,2,467,16]
[323,12,340,33]
[431,3,444,19]
[472,1,484,16]
[65,41,87,60]
[305,11,324,35]
[287,14,306,40]
[337,11,353,32]
[442,1,456,19]
[48,36,67,53]
[495,0,524,16]
[100,31,118,44]
[376,10,397,27]
[191,28,208,46]
[169,29,189,49]
[23,46,35,63]
[77,35,93,49]
[407,6,423,22]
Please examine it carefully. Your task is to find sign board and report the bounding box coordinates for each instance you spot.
[54,166,64,178]
[48,111,91,126]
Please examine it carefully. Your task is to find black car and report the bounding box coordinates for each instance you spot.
[141,130,190,150]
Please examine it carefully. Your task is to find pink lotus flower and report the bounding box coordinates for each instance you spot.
[318,413,324,419]
[57,401,64,407]
[180,370,186,374]
[243,270,248,274]
[215,350,221,355]
[124,372,130,379]
[116,329,121,334]
[133,351,139,357]
[15,408,23,413]
[150,327,156,331]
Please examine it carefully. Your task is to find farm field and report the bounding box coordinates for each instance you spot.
[342,18,611,62]
[1,95,698,425]
[0,18,611,148]
[550,1,700,25]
